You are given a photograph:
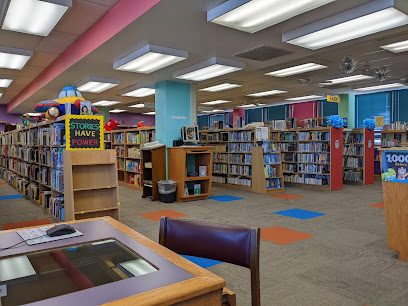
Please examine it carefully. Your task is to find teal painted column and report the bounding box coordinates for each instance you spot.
[97,106,110,124]
[339,94,356,128]
[155,81,196,148]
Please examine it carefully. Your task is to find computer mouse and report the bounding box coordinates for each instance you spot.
[46,224,76,237]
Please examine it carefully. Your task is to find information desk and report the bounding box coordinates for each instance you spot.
[0,217,225,305]
[379,148,408,262]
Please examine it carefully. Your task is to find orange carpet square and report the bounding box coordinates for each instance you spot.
[0,182,7,185]
[261,226,314,245]
[369,202,384,208]
[139,209,188,222]
[2,218,52,230]
[269,193,305,200]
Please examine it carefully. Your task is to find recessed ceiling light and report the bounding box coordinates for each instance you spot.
[24,112,42,116]
[201,100,231,105]
[129,103,145,108]
[113,44,188,74]
[266,63,327,77]
[109,109,126,113]
[381,39,408,53]
[283,0,408,50]
[143,111,155,115]
[238,104,256,108]
[208,0,335,33]
[77,77,119,93]
[0,76,13,88]
[91,100,121,107]
[0,46,32,70]
[354,83,405,91]
[2,0,72,36]
[119,83,155,97]
[325,74,373,84]
[247,90,287,97]
[173,57,245,82]
[257,103,267,106]
[199,82,242,92]
[285,95,324,101]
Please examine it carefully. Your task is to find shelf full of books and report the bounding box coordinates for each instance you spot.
[381,122,408,148]
[343,128,374,185]
[271,127,343,190]
[105,127,155,190]
[0,116,68,221]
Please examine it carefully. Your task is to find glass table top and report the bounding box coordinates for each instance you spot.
[0,239,158,306]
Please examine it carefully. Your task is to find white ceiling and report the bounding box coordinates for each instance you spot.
[4,0,408,114]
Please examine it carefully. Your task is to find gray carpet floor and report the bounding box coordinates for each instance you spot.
[1,179,407,306]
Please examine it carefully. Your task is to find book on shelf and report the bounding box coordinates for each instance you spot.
[51,123,65,146]
[51,169,64,192]
[228,176,252,186]
[343,169,363,182]
[383,122,408,131]
[266,178,281,189]
[49,194,64,220]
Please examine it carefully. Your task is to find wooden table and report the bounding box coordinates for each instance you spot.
[0,217,225,305]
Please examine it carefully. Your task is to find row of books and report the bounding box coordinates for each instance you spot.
[39,148,51,165]
[229,143,253,153]
[228,176,252,186]
[128,147,140,158]
[213,144,228,153]
[51,169,64,192]
[299,143,330,153]
[38,127,50,146]
[20,147,38,163]
[229,131,253,141]
[383,122,408,130]
[284,173,330,185]
[9,145,17,158]
[298,163,330,174]
[283,163,296,172]
[40,167,51,186]
[343,169,363,181]
[104,134,112,142]
[278,143,297,152]
[264,165,278,178]
[272,132,297,141]
[343,145,363,156]
[229,165,251,176]
[382,140,400,147]
[344,157,363,168]
[213,164,228,174]
[126,160,141,172]
[49,195,64,221]
[213,153,228,163]
[21,129,38,146]
[207,133,228,142]
[51,123,65,146]
[17,177,30,197]
[114,133,124,144]
[266,178,282,189]
[51,148,64,169]
[261,141,279,153]
[140,130,155,143]
[344,132,363,144]
[229,154,251,164]
[298,153,329,163]
[117,158,125,171]
[129,173,141,186]
[115,146,125,157]
[264,154,280,164]
[299,132,330,141]
[212,176,227,184]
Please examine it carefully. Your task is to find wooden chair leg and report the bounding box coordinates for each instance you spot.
[222,287,236,306]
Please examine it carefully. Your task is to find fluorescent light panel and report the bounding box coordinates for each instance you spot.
[120,83,155,97]
[247,90,287,97]
[77,77,119,93]
[266,63,327,77]
[2,0,71,36]
[143,111,155,115]
[354,83,405,91]
[283,0,408,50]
[201,100,231,105]
[207,0,335,33]
[24,112,41,116]
[326,74,373,84]
[113,44,188,74]
[257,103,267,106]
[285,95,324,101]
[91,100,121,107]
[0,78,13,88]
[381,39,408,53]
[173,57,245,82]
[0,46,32,70]
[0,92,3,98]
[238,104,256,108]
[129,103,145,108]
[200,82,242,92]
[109,109,126,113]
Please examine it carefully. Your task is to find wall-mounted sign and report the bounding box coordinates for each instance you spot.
[171,116,186,120]
[65,115,104,150]
[382,151,408,183]
[198,106,213,112]
[375,116,384,127]
[144,102,155,108]
[255,127,269,141]
[327,95,340,103]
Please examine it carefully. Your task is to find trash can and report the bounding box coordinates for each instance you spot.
[158,180,177,203]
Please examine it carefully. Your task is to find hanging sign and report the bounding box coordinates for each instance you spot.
[255,127,269,141]
[382,151,408,183]
[327,95,340,103]
[65,115,104,150]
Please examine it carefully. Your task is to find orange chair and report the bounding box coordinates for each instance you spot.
[159,217,260,306]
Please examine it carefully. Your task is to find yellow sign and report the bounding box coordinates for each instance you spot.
[327,95,340,103]
[375,116,384,127]
[65,115,104,150]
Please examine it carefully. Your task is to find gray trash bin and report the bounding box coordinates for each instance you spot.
[158,180,177,203]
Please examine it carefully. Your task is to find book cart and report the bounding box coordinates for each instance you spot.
[104,127,155,190]
[343,128,374,185]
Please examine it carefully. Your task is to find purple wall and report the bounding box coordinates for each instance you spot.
[109,112,155,127]
[0,105,37,131]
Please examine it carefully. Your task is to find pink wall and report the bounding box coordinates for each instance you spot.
[233,108,245,126]
[290,101,317,119]
[109,112,155,126]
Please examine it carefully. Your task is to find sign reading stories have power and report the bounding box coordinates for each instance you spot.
[382,151,408,183]
[66,115,104,150]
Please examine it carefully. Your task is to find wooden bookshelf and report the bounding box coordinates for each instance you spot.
[381,130,408,147]
[343,128,374,185]
[105,127,155,190]
[141,146,166,201]
[270,127,343,191]
[168,146,213,202]
[64,150,119,221]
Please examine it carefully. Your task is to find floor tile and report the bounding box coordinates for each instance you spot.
[139,209,188,222]
[181,255,222,268]
[274,208,325,220]
[209,195,244,202]
[0,194,23,200]
[369,202,384,209]
[261,226,314,245]
[2,218,52,230]
[269,193,304,200]
[0,182,7,185]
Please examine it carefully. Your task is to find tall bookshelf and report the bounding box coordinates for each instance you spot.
[271,127,343,191]
[343,128,374,185]
[106,127,155,190]
[381,130,408,148]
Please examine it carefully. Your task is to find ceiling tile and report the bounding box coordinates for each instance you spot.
[35,31,79,54]
[83,0,119,6]
[26,52,59,68]
[0,31,42,50]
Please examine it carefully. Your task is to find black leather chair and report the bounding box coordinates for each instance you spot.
[159,217,260,306]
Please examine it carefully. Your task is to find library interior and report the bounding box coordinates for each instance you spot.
[1,0,408,305]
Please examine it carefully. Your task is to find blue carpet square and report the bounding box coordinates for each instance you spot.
[0,194,23,200]
[284,185,294,188]
[209,195,244,202]
[181,255,222,268]
[274,208,325,220]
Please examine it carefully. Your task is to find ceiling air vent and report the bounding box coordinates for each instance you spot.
[234,45,291,61]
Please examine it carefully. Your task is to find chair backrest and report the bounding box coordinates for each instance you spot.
[159,217,260,306]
